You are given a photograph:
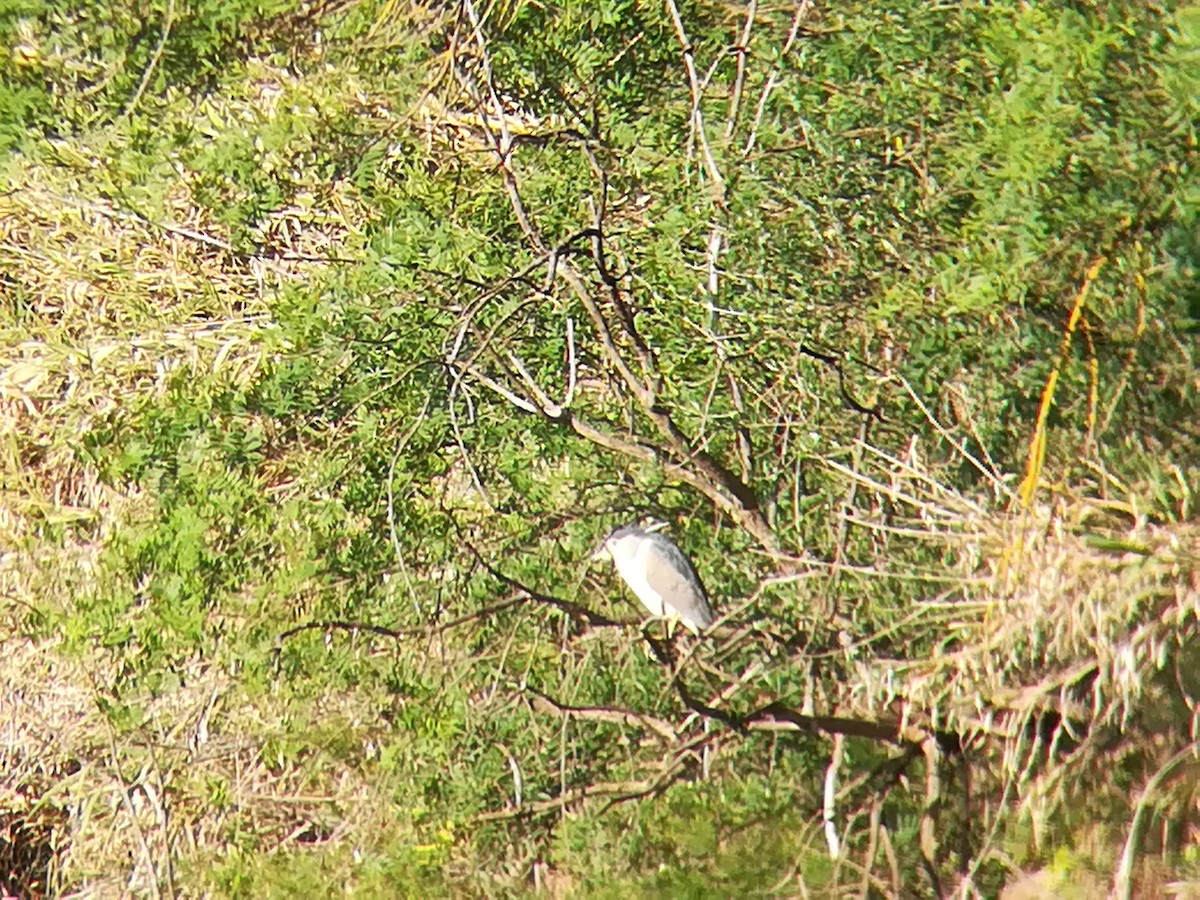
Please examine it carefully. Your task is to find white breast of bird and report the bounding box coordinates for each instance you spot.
[612,539,668,619]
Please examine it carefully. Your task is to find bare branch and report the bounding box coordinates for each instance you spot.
[825,733,845,858]
[663,0,724,192]
[505,349,559,415]
[460,362,541,414]
[562,316,577,408]
[525,685,680,743]
[473,770,685,823]
[744,2,813,157]
[447,3,780,557]
[725,0,758,142]
[274,595,528,649]
[452,527,628,629]
[897,375,1011,500]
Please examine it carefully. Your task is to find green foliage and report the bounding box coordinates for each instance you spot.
[1,0,1195,894]
[201,819,455,898]
[0,0,312,142]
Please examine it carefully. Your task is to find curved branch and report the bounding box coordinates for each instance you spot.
[525,685,679,743]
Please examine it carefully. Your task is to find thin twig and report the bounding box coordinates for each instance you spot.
[525,684,679,742]
[824,733,845,858]
[123,0,175,119]
[274,595,527,650]
[744,2,812,155]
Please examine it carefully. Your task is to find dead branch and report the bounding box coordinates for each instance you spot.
[744,2,813,156]
[274,594,528,650]
[473,775,676,823]
[825,733,845,858]
[524,684,679,743]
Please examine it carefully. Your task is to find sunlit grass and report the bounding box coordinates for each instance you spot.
[0,0,1195,895]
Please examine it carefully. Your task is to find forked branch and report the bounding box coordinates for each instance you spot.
[446,2,781,555]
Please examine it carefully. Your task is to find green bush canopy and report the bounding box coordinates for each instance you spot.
[0,0,1195,895]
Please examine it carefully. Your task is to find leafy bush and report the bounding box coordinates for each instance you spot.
[0,0,1195,895]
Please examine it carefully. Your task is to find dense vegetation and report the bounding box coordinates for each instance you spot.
[0,0,1196,895]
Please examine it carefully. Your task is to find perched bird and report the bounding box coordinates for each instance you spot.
[592,525,716,634]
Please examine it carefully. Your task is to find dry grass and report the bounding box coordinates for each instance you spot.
[0,78,391,894]
[827,437,1199,894]
[0,628,420,896]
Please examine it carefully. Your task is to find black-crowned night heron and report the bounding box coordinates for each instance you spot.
[592,525,716,634]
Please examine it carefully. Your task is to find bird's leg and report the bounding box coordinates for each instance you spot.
[640,622,678,671]
[665,618,695,681]
[641,621,664,663]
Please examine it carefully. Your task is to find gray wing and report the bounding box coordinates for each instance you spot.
[642,538,715,630]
